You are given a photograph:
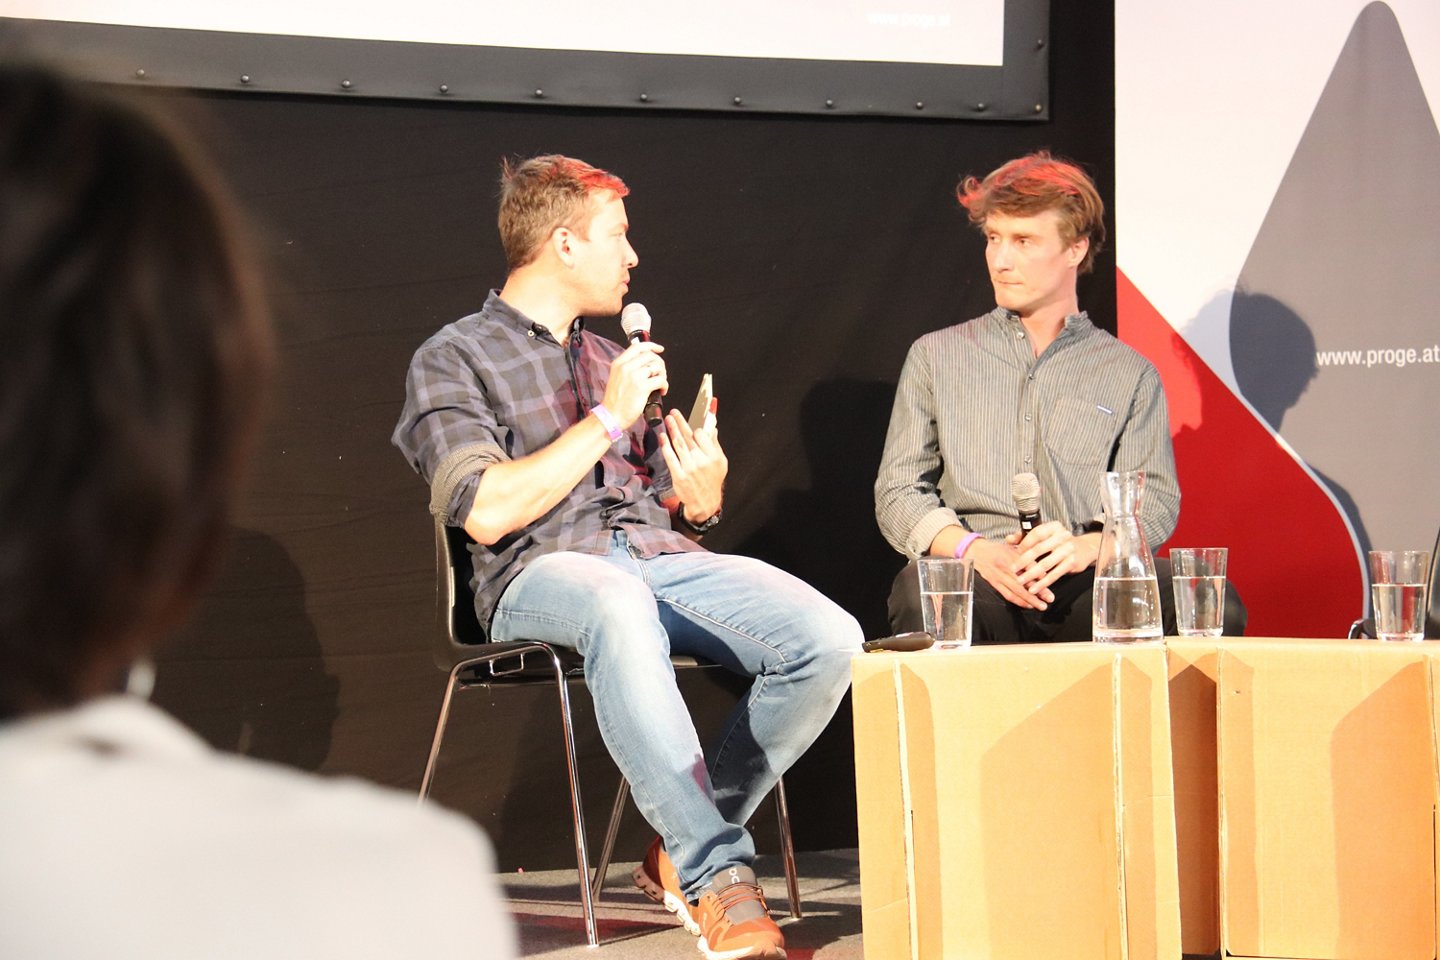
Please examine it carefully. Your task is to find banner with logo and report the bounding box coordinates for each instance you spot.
[1116,0,1440,636]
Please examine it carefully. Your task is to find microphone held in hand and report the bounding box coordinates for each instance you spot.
[620,302,663,427]
[1012,472,1041,534]
[620,302,651,343]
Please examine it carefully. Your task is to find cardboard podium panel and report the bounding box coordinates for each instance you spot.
[853,644,1181,960]
[1166,639,1222,956]
[1213,640,1438,960]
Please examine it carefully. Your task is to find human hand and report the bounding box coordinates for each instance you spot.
[967,538,1049,610]
[601,341,667,427]
[660,407,727,522]
[1010,522,1100,599]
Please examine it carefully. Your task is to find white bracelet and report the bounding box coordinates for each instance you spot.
[590,404,623,441]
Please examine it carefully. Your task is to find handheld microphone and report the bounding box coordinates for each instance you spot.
[862,631,935,653]
[1011,472,1041,534]
[620,303,663,427]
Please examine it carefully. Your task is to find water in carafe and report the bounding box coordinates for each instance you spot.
[1092,470,1162,642]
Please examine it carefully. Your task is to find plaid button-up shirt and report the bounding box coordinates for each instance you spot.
[393,291,702,630]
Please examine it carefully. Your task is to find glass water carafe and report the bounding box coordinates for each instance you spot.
[1092,470,1162,642]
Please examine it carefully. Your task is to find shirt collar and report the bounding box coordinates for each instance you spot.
[994,307,1093,334]
[482,289,586,342]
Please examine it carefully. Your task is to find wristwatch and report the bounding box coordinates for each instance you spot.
[677,506,722,535]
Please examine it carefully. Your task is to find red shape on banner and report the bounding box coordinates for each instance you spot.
[1117,270,1362,638]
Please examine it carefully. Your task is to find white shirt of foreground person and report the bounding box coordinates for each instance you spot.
[0,695,516,960]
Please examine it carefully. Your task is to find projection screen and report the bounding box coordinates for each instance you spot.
[0,1,1050,120]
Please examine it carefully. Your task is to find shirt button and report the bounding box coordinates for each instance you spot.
[1016,330,1024,338]
[1024,456,1032,463]
[1024,414,1032,421]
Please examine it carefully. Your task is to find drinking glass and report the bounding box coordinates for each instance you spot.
[1368,550,1431,642]
[917,557,973,650]
[1170,547,1228,637]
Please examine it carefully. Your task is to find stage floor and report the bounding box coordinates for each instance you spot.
[501,848,863,959]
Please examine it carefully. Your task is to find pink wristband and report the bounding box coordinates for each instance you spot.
[953,532,982,559]
[590,404,623,441]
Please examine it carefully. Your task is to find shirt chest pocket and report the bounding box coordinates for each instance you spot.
[1044,395,1122,466]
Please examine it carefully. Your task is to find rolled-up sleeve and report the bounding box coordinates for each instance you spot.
[874,342,963,559]
[392,338,510,527]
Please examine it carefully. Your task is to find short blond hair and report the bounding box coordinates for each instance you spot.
[498,155,629,269]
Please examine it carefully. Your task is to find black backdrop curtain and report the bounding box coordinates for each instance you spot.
[149,3,1115,867]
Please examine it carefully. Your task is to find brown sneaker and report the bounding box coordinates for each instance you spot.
[632,837,700,935]
[694,864,786,960]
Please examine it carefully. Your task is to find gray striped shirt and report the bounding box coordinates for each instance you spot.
[874,307,1179,558]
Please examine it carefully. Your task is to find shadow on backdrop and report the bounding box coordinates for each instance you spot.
[737,378,899,642]
[1227,1,1440,574]
[1118,272,1363,637]
[153,527,339,770]
[1228,289,1372,565]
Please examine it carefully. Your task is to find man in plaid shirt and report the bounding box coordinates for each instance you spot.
[394,155,861,960]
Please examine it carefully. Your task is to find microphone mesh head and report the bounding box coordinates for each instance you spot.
[1011,472,1040,513]
[620,302,651,337]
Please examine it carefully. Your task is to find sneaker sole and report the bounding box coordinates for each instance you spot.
[696,936,786,960]
[632,862,701,936]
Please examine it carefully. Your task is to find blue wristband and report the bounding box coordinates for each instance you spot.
[590,404,623,441]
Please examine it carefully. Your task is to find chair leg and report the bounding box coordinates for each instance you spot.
[417,668,466,802]
[595,776,800,919]
[591,777,631,902]
[546,651,602,948]
[586,767,801,921]
[774,775,802,919]
[421,647,603,948]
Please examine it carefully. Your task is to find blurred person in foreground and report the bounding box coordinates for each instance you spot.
[875,151,1246,641]
[0,63,515,959]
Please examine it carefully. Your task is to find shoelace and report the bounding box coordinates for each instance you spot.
[711,881,769,916]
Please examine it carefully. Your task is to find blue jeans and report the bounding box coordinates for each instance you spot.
[489,531,861,900]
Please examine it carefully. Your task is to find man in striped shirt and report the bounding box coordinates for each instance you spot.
[875,152,1244,642]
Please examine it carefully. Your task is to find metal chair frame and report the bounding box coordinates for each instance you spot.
[418,521,801,948]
